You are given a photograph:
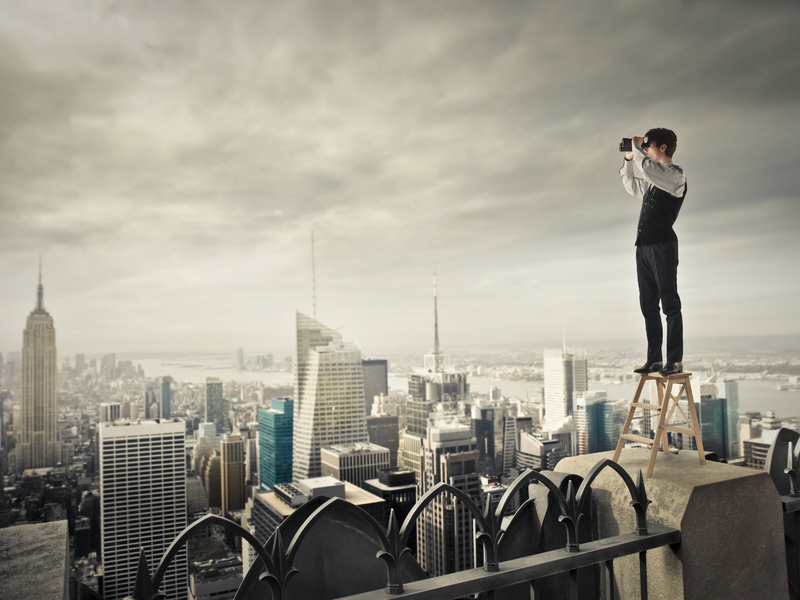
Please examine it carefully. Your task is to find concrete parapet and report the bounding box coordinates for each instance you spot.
[0,520,69,600]
[557,450,788,600]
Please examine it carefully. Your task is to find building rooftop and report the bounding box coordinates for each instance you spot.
[322,442,389,455]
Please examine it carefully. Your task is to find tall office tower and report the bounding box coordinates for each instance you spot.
[575,391,608,455]
[471,405,506,477]
[220,434,245,513]
[75,354,86,372]
[186,473,209,514]
[192,435,214,474]
[362,359,389,417]
[258,398,293,491]
[237,348,245,371]
[159,376,174,418]
[721,379,740,459]
[203,453,222,508]
[501,415,517,473]
[101,353,117,381]
[543,345,587,430]
[242,421,259,486]
[292,312,368,482]
[100,403,121,423]
[593,399,628,452]
[145,388,158,419]
[401,277,470,484]
[417,424,481,577]
[366,414,400,467]
[99,418,187,600]
[205,377,226,435]
[320,442,390,487]
[17,267,59,472]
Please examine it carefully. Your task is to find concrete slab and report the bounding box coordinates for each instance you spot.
[557,450,789,600]
[0,520,69,600]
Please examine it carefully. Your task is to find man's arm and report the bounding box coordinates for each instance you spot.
[620,155,646,199]
[631,142,686,196]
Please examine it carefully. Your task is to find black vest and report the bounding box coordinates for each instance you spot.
[635,180,687,246]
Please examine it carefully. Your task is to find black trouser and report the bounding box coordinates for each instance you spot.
[636,241,683,363]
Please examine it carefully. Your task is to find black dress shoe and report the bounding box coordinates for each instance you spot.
[634,361,663,374]
[660,362,683,376]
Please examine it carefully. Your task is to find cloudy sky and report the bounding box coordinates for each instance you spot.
[1,0,798,358]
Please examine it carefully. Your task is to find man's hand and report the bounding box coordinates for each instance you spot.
[632,136,645,146]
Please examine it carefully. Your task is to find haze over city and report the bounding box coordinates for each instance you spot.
[1,1,799,356]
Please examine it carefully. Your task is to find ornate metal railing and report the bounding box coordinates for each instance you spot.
[765,428,800,600]
[79,457,680,600]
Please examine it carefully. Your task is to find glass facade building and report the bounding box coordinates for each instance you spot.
[258,398,294,490]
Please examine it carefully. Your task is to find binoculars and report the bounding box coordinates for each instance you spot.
[619,137,650,152]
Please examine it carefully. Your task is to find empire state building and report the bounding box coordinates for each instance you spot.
[17,267,59,471]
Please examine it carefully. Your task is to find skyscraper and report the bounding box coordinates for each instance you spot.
[221,434,245,513]
[400,276,470,483]
[543,345,587,430]
[159,376,174,418]
[205,377,226,435]
[258,397,294,491]
[99,418,187,600]
[362,359,389,416]
[575,391,607,455]
[417,424,481,576]
[292,312,368,482]
[17,266,59,472]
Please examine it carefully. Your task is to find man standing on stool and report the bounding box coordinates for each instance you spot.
[620,128,687,377]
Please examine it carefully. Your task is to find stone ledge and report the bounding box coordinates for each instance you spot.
[556,449,789,600]
[0,520,69,600]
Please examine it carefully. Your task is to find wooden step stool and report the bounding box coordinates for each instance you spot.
[612,371,706,478]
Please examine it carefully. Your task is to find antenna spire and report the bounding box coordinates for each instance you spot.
[433,273,440,356]
[36,255,45,311]
[311,230,317,319]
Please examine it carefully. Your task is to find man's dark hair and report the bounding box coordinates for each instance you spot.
[645,128,678,158]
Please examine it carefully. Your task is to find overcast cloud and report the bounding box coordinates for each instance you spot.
[1,0,799,357]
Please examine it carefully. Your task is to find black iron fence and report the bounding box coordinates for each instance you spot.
[76,457,681,600]
[765,428,800,600]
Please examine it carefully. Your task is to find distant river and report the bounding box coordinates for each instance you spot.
[389,376,800,419]
[134,358,799,420]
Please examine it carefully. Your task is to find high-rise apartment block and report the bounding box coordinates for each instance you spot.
[221,434,245,513]
[258,398,293,491]
[99,419,187,600]
[205,377,226,435]
[362,359,389,416]
[17,268,59,472]
[292,312,368,482]
[543,346,587,430]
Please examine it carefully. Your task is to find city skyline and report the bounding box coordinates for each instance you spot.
[1,2,799,356]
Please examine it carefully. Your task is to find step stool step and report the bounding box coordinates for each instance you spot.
[620,433,654,445]
[631,402,662,411]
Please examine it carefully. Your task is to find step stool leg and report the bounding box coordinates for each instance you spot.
[613,375,648,463]
[646,378,669,478]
